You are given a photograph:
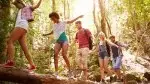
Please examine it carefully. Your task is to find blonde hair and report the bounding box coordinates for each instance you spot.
[98,32,106,38]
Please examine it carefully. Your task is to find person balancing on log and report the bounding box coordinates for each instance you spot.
[3,0,42,70]
[43,12,83,78]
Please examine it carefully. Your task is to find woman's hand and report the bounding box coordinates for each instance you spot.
[78,15,84,18]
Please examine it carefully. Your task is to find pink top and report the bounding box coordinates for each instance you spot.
[76,28,92,49]
[21,6,34,22]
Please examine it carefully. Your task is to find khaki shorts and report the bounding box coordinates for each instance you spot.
[76,47,89,69]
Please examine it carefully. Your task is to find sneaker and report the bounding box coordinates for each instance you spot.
[3,60,14,68]
[110,76,113,82]
[100,79,106,84]
[27,65,36,70]
[52,72,60,79]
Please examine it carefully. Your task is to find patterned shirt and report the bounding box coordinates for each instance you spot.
[21,6,34,21]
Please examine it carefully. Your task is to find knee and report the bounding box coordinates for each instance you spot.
[104,66,109,71]
[54,55,58,60]
[7,39,13,45]
[62,52,67,57]
[100,66,104,70]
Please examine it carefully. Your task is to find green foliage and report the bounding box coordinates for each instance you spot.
[113,0,150,56]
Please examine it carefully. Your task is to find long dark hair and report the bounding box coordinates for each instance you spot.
[13,0,26,9]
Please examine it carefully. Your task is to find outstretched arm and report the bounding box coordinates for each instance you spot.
[67,15,83,24]
[31,0,42,10]
[119,42,128,48]
[43,31,53,36]
[106,40,119,48]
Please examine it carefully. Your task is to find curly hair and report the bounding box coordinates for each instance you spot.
[49,12,60,19]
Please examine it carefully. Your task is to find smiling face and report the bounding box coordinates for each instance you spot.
[99,32,106,41]
[50,16,59,23]
[75,21,82,30]
[99,35,105,41]
[109,36,116,42]
[75,23,82,30]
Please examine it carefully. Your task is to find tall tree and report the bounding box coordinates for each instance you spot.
[0,0,11,63]
[98,0,107,37]
[93,0,100,35]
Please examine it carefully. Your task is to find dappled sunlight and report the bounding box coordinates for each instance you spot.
[1,0,150,83]
[123,51,150,74]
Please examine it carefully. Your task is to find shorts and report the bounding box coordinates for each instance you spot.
[112,56,122,70]
[76,47,89,69]
[99,51,109,59]
[15,20,29,31]
[56,40,68,47]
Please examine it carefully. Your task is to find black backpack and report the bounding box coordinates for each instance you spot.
[106,41,111,57]
[84,29,93,50]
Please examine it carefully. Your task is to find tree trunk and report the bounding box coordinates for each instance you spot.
[0,67,95,84]
[98,0,108,37]
[93,0,100,36]
[52,0,56,11]
[0,0,11,63]
[105,17,112,35]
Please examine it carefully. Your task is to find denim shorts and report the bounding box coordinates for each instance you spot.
[99,51,109,59]
[112,56,122,70]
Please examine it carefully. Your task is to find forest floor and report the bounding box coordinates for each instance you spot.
[0,51,150,84]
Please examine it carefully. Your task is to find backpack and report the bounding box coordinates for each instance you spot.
[84,29,93,50]
[106,41,111,57]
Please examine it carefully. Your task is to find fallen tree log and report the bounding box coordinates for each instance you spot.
[0,67,95,84]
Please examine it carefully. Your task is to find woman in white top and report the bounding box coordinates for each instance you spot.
[4,0,42,70]
[43,12,83,77]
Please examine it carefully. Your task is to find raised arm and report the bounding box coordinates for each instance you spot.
[106,40,119,48]
[67,15,83,24]
[43,31,53,36]
[31,0,42,10]
[118,42,128,48]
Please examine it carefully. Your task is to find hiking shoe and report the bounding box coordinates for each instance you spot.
[110,76,113,82]
[27,65,36,70]
[3,60,15,68]
[100,79,106,84]
[52,72,61,79]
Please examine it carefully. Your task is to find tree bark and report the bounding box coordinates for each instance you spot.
[0,0,11,63]
[52,0,56,11]
[0,67,95,84]
[93,0,100,35]
[98,0,108,37]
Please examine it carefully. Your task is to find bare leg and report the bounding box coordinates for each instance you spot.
[104,57,112,76]
[62,42,70,71]
[54,43,61,72]
[18,33,35,67]
[7,28,26,62]
[99,58,104,80]
[116,69,121,79]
